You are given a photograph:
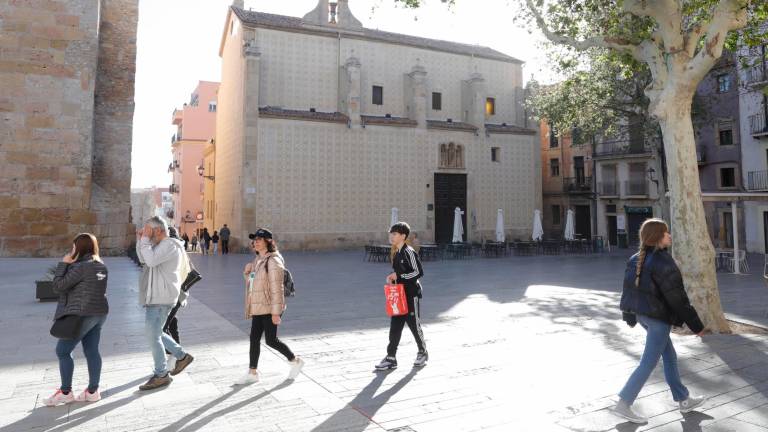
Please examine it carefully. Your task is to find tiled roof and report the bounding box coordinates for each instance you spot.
[427,120,478,132]
[259,106,349,123]
[485,123,537,135]
[361,115,417,127]
[231,8,522,64]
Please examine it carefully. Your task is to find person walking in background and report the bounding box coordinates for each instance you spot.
[220,224,231,254]
[44,233,109,406]
[212,231,220,255]
[613,218,706,424]
[237,228,303,384]
[181,233,189,251]
[136,217,194,391]
[201,228,211,256]
[190,234,198,252]
[375,222,428,371]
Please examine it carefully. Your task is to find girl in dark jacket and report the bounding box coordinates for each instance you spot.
[613,219,706,423]
[43,233,109,407]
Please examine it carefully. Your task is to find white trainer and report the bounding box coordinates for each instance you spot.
[74,389,101,403]
[235,371,260,385]
[43,389,75,407]
[288,357,304,380]
[611,400,648,424]
[679,395,707,413]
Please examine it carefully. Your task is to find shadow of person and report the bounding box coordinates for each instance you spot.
[678,411,714,432]
[311,368,421,432]
[0,376,149,432]
[160,379,293,432]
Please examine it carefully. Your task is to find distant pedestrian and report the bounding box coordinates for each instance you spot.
[191,235,198,252]
[375,222,428,371]
[237,228,303,384]
[201,228,211,255]
[136,217,194,391]
[212,231,220,255]
[613,218,706,424]
[220,224,231,254]
[44,233,109,407]
[181,233,189,251]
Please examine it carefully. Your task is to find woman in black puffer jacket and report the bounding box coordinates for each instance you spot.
[43,233,109,407]
[612,218,707,424]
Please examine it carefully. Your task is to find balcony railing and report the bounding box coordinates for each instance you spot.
[624,180,648,196]
[563,176,592,193]
[593,140,653,157]
[696,146,706,164]
[169,184,179,194]
[746,64,768,86]
[747,170,768,191]
[750,112,768,137]
[598,181,619,196]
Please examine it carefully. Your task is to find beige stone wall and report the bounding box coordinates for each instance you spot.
[250,119,537,250]
[0,0,137,257]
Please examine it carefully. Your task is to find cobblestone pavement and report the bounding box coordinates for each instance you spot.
[1,250,767,431]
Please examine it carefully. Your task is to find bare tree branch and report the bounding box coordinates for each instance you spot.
[686,0,748,83]
[684,24,706,58]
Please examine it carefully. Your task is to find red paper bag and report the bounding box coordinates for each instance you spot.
[384,284,408,317]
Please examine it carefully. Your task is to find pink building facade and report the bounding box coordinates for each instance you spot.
[169,81,219,237]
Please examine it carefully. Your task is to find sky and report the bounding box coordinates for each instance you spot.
[130,0,554,188]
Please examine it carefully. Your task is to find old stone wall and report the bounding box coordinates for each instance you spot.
[0,0,137,257]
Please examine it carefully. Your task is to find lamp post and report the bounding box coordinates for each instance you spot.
[197,165,214,181]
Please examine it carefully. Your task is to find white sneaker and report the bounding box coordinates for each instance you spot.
[235,371,260,385]
[74,389,101,403]
[611,400,648,424]
[43,389,75,407]
[679,395,706,413]
[288,357,304,380]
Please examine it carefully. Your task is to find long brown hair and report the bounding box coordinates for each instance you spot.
[634,218,668,286]
[72,233,100,262]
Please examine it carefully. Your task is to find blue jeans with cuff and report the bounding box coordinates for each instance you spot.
[145,305,186,377]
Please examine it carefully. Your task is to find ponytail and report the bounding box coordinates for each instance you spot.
[634,247,647,287]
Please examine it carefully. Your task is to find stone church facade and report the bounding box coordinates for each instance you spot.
[215,0,541,250]
[0,0,138,257]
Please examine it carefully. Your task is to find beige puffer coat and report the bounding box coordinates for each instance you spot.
[244,252,286,319]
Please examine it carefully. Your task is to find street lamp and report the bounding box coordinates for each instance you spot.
[197,165,215,181]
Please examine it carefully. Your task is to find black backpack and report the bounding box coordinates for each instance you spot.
[265,257,295,298]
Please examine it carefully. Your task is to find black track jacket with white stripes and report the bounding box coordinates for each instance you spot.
[393,244,424,298]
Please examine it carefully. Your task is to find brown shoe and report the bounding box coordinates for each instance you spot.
[170,354,194,376]
[138,374,172,391]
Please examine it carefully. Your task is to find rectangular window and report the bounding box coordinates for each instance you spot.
[372,86,383,105]
[717,74,732,93]
[491,147,500,162]
[606,204,617,213]
[719,129,733,146]
[552,205,561,225]
[720,167,736,188]
[549,124,558,148]
[572,127,583,146]
[550,158,560,177]
[208,101,217,113]
[432,92,442,110]
[485,97,495,116]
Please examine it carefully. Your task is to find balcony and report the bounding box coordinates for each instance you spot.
[598,181,619,197]
[624,180,648,196]
[747,170,768,191]
[169,184,179,194]
[749,112,768,138]
[593,140,653,158]
[745,64,768,87]
[563,176,592,194]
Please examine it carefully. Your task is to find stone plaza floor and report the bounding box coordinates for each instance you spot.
[1,250,767,431]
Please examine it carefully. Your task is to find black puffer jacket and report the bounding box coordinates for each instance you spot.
[619,247,704,334]
[52,255,109,319]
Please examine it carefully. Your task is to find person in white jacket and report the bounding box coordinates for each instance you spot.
[136,217,194,391]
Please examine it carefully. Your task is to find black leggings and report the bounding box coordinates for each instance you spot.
[387,295,427,357]
[249,314,295,369]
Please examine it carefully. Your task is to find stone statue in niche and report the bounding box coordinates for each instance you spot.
[439,142,464,169]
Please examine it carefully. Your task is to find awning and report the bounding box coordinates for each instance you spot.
[701,192,768,202]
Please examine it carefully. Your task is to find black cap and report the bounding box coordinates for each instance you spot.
[248,228,273,240]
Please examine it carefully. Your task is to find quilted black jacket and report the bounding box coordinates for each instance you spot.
[52,255,109,319]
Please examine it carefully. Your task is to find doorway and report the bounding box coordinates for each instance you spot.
[434,173,467,244]
[574,205,591,239]
[607,215,617,246]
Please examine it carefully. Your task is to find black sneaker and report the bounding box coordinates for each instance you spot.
[138,374,172,391]
[375,356,398,371]
[413,351,428,367]
[170,354,194,376]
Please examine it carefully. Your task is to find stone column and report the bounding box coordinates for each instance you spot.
[343,55,362,127]
[462,71,486,129]
[408,62,428,129]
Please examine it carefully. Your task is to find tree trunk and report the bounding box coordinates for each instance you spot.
[656,93,730,333]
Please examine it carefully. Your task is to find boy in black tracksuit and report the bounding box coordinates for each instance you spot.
[376,222,428,370]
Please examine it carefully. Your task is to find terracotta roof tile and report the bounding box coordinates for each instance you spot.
[485,123,537,135]
[427,120,478,132]
[361,115,417,127]
[259,106,349,123]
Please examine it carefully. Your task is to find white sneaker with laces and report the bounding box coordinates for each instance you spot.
[235,371,260,385]
[43,389,75,407]
[74,389,101,403]
[679,395,706,413]
[611,400,648,424]
[288,357,304,380]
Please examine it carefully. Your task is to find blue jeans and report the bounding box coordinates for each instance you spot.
[619,315,689,404]
[56,315,107,392]
[145,305,186,376]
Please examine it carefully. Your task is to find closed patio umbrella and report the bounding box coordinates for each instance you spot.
[452,207,465,243]
[495,209,505,242]
[532,210,544,241]
[564,209,575,241]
